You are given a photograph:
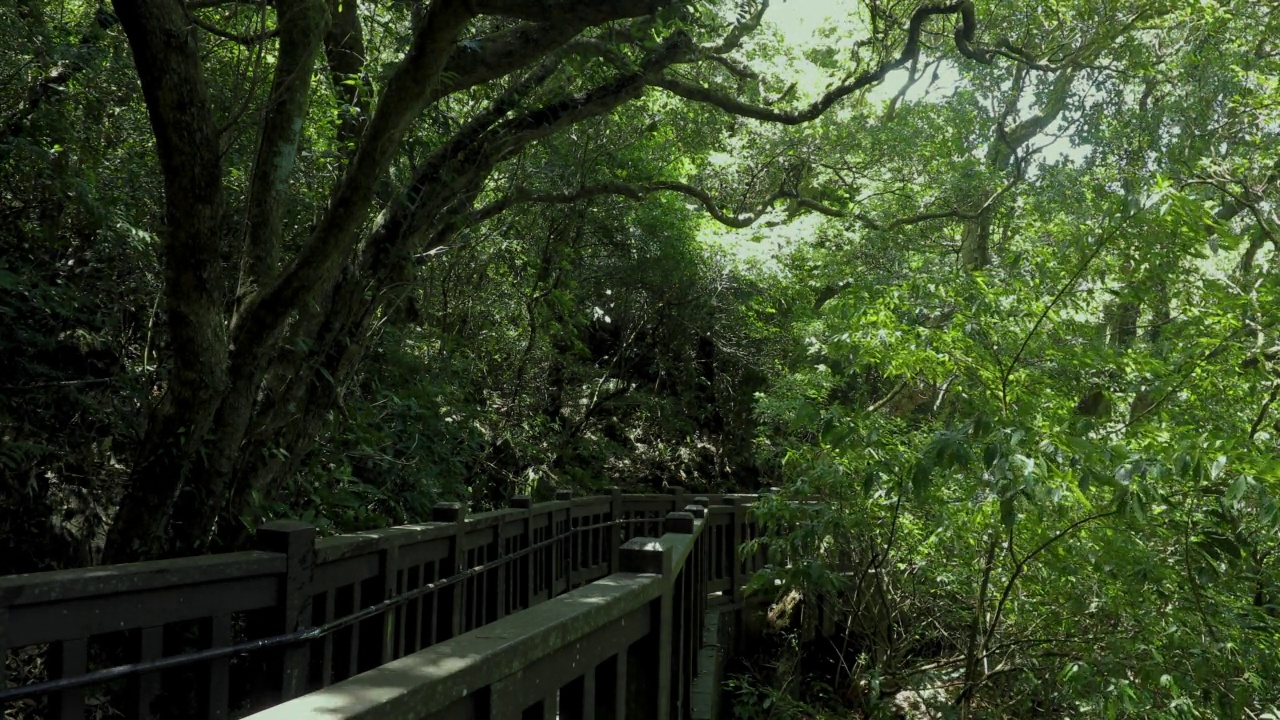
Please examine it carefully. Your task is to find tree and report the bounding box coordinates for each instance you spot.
[91,0,1034,561]
[744,0,1280,715]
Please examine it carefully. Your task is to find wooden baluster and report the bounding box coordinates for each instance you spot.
[53,639,86,717]
[493,516,507,622]
[49,638,87,720]
[410,564,427,651]
[511,495,533,612]
[399,567,415,655]
[205,613,232,720]
[609,488,623,573]
[131,625,163,719]
[555,490,572,596]
[318,590,335,684]
[0,606,8,691]
[471,548,484,631]
[346,583,362,678]
[424,562,440,648]
[596,652,624,720]
[535,508,549,605]
[379,542,402,662]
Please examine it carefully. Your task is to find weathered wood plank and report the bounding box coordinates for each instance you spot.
[49,637,87,720]
[312,552,379,594]
[7,576,277,646]
[132,624,164,720]
[205,613,232,720]
[0,552,283,606]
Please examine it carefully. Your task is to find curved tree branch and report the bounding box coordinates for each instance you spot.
[1249,382,1280,441]
[469,178,844,228]
[187,11,279,44]
[473,0,673,24]
[653,0,984,124]
[471,163,1023,232]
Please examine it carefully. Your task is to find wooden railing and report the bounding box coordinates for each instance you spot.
[0,489,766,719]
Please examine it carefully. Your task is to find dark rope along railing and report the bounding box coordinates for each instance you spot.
[0,518,661,704]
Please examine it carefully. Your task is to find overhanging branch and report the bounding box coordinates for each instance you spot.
[187,11,278,44]
[467,179,844,228]
[653,0,987,124]
[471,166,1023,232]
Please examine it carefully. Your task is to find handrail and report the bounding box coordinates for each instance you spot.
[0,489,765,719]
[245,513,715,720]
[0,522,624,704]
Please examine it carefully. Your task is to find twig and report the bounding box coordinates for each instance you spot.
[1,377,114,390]
[1249,382,1279,441]
[1000,216,1131,410]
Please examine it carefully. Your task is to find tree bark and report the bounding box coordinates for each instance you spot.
[103,0,229,563]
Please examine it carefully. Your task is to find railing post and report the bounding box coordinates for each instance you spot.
[667,485,686,514]
[257,520,316,701]
[619,534,675,720]
[664,511,695,535]
[666,511,699,720]
[433,502,467,638]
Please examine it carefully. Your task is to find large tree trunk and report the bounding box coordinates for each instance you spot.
[102,0,229,564]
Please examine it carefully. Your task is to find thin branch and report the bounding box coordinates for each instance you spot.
[185,0,270,8]
[0,378,115,391]
[705,52,759,80]
[1247,382,1278,441]
[855,171,1021,231]
[472,0,675,24]
[468,178,843,229]
[187,12,279,44]
[1110,324,1252,435]
[983,510,1119,653]
[866,379,910,413]
[1000,216,1131,410]
[653,1,982,124]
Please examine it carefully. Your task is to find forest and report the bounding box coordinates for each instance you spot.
[1,0,1278,716]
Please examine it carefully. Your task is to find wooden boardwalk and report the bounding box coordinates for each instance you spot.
[0,489,768,719]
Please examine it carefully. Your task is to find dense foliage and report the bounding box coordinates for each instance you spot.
[2,0,1278,716]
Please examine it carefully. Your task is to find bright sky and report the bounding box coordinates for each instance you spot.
[700,1,1087,265]
[699,0,943,264]
[767,0,851,44]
